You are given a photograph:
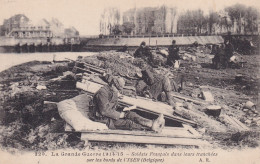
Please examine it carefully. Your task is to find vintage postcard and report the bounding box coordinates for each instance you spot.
[0,0,259,163]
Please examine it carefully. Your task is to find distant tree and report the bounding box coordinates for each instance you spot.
[0,25,5,36]
[208,11,220,34]
[244,7,259,34]
[177,9,207,34]
[225,4,259,34]
[100,7,121,35]
[225,4,247,34]
[114,9,121,24]
[192,9,207,33]
[112,24,123,35]
[225,4,247,22]
[122,22,135,35]
[177,10,193,34]
[217,14,233,33]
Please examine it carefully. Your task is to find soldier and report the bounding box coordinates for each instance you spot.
[212,44,225,69]
[136,69,183,106]
[224,40,234,68]
[167,40,180,66]
[134,41,152,59]
[243,38,251,55]
[89,75,165,133]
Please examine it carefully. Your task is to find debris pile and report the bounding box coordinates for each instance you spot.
[83,52,142,78]
[0,44,259,151]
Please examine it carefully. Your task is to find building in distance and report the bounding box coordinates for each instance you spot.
[0,14,80,44]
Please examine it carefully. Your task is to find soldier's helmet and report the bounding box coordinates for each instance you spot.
[193,41,199,47]
[140,41,146,46]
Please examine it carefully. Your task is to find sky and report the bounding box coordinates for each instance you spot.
[0,0,259,35]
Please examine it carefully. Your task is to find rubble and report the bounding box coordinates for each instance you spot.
[36,85,47,90]
[0,45,259,151]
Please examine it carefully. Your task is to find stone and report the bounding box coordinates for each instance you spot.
[187,82,193,87]
[36,85,47,90]
[201,91,214,102]
[245,120,252,124]
[252,117,260,122]
[244,101,256,110]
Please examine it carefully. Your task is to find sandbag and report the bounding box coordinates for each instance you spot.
[230,55,242,64]
[158,49,169,57]
[57,94,108,131]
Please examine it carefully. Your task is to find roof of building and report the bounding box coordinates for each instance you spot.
[3,14,30,24]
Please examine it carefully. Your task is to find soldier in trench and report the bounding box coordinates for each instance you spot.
[88,75,165,133]
[136,68,184,107]
[166,40,180,66]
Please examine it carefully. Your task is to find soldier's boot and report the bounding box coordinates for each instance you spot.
[124,111,153,128]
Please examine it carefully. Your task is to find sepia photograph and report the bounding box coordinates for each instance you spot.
[0,0,259,163]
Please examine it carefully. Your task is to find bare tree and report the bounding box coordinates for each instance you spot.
[244,7,259,34]
[208,11,220,34]
[177,9,207,35]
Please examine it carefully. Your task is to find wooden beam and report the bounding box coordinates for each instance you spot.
[171,92,208,105]
[65,124,201,139]
[83,64,105,74]
[66,58,106,73]
[74,66,93,74]
[81,133,210,147]
[119,101,197,126]
[221,115,250,131]
[230,116,250,131]
[83,62,106,72]
[76,81,197,127]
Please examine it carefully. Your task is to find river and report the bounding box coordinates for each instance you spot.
[0,52,97,72]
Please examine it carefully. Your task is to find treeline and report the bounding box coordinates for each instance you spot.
[177,4,259,35]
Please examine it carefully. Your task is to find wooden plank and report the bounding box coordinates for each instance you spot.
[81,133,210,147]
[84,64,105,74]
[221,115,249,131]
[174,107,227,132]
[182,124,201,138]
[77,81,173,114]
[82,75,107,85]
[74,66,93,74]
[230,116,250,131]
[66,58,106,73]
[65,124,201,139]
[76,81,197,126]
[82,74,137,90]
[171,92,208,105]
[83,63,106,72]
[119,101,197,126]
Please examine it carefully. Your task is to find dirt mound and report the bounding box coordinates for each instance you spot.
[82,51,141,77]
[0,61,84,151]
